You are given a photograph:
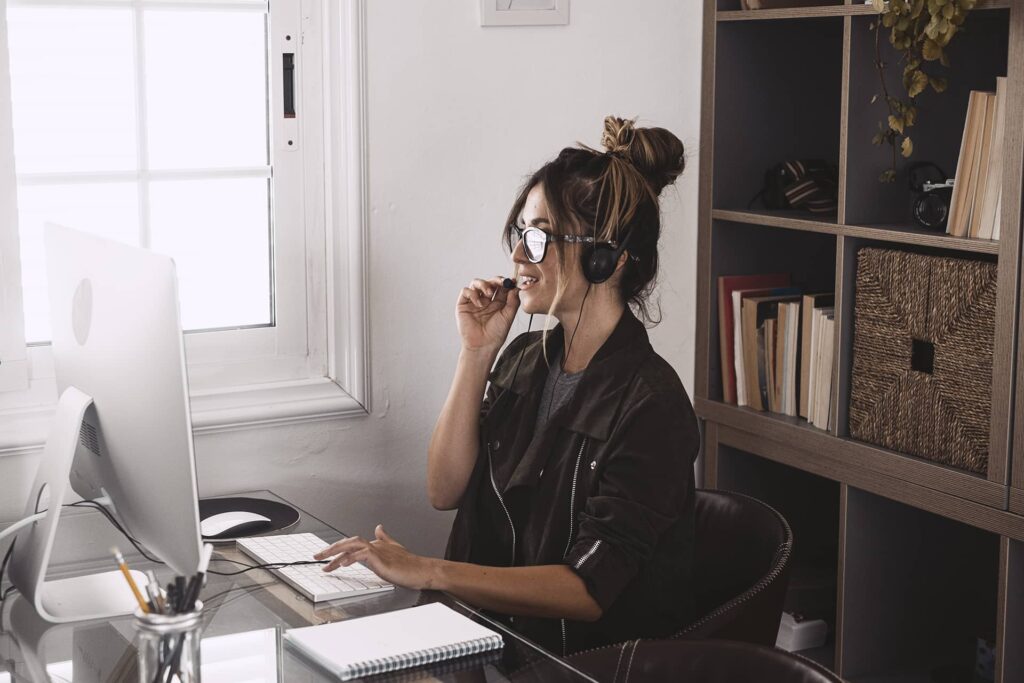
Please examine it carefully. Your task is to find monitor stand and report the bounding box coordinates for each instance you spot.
[7,387,148,623]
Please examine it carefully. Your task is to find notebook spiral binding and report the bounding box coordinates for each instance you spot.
[347,634,503,679]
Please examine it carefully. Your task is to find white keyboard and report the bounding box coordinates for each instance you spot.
[236,533,394,603]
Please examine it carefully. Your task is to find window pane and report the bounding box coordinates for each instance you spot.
[149,177,271,331]
[6,7,137,173]
[17,183,140,344]
[145,10,268,170]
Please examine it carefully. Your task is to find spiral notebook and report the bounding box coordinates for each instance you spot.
[283,602,504,680]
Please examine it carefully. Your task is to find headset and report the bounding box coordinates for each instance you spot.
[581,227,634,285]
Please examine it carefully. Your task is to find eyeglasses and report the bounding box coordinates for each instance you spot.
[510,225,618,264]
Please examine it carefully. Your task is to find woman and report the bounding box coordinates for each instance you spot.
[315,116,700,655]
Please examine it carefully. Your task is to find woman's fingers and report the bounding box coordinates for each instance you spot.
[323,547,369,572]
[313,536,367,561]
[470,278,498,300]
[460,277,511,309]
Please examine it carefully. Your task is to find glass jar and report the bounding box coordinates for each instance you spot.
[133,600,204,683]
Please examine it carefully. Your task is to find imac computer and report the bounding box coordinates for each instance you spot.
[8,223,202,622]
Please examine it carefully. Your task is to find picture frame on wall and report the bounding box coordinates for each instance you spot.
[480,0,570,26]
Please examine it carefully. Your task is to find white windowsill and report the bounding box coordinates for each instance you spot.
[0,377,367,457]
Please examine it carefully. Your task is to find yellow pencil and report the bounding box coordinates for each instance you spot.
[111,547,150,614]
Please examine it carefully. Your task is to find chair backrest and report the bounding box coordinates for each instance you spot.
[677,489,793,644]
[566,638,844,683]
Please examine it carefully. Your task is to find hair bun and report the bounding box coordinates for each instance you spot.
[601,115,685,196]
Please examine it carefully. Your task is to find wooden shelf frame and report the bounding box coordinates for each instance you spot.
[716,0,1010,22]
[696,3,1024,679]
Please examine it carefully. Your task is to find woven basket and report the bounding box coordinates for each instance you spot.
[848,248,996,474]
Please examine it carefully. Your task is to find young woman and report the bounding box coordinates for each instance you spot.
[314,116,700,655]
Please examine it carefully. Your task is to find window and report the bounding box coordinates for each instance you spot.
[0,0,370,436]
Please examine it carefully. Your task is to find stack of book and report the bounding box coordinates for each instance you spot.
[946,77,1007,240]
[718,274,835,430]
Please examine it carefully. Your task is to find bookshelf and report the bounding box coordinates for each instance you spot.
[695,1,1024,680]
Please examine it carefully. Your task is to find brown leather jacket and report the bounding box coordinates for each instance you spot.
[445,311,700,656]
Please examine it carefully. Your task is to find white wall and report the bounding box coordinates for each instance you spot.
[194,0,703,556]
[4,0,704,557]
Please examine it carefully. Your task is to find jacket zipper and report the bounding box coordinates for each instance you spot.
[561,436,588,656]
[487,442,516,567]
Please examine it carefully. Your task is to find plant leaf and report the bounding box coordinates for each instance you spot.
[889,114,905,134]
[872,0,886,11]
[922,38,942,60]
[904,105,917,127]
[880,169,897,183]
[908,70,929,97]
[901,137,914,157]
[871,93,879,104]
[929,76,948,92]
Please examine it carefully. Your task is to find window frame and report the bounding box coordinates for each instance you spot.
[0,0,370,452]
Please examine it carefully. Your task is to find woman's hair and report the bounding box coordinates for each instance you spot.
[502,116,685,324]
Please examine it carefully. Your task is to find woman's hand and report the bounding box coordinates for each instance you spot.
[457,277,519,354]
[313,525,438,591]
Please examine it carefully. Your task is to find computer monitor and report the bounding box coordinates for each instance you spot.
[8,223,202,622]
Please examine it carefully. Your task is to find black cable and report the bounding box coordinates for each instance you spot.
[69,500,330,575]
[0,540,16,627]
[546,283,591,424]
[69,500,164,564]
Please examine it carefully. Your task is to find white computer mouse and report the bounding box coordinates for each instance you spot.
[200,511,273,538]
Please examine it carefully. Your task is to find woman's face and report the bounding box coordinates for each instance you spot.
[512,183,589,317]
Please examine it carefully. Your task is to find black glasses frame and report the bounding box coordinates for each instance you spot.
[510,225,618,264]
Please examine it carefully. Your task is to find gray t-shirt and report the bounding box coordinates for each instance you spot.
[536,361,584,431]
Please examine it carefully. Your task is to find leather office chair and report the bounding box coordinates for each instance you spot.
[566,639,843,683]
[675,489,794,645]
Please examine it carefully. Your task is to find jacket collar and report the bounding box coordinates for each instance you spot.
[489,309,652,441]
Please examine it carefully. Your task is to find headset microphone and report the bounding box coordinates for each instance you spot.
[490,277,518,302]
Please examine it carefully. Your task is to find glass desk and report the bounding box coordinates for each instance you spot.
[0,491,598,682]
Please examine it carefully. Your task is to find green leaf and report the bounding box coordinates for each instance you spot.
[904,105,917,127]
[883,12,896,27]
[941,0,954,15]
[872,131,886,145]
[908,70,929,97]
[922,38,942,60]
[889,114,905,134]
[880,169,897,183]
[901,137,914,157]
[929,76,948,92]
[939,50,950,67]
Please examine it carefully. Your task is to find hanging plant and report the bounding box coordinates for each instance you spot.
[870,0,975,182]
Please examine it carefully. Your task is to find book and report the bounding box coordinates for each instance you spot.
[813,312,835,431]
[977,77,1007,241]
[808,306,834,426]
[783,300,800,417]
[741,294,799,411]
[756,323,768,411]
[717,274,791,404]
[800,294,834,419]
[968,92,997,238]
[283,603,504,681]
[948,91,988,237]
[765,318,777,412]
[733,285,801,406]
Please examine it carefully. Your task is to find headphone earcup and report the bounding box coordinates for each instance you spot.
[583,244,619,284]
